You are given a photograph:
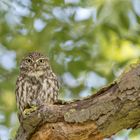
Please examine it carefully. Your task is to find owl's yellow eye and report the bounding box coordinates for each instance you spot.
[26,59,32,63]
[39,59,44,63]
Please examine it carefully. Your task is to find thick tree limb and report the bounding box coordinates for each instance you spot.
[15,64,140,140]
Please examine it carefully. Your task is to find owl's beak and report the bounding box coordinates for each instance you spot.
[33,63,37,69]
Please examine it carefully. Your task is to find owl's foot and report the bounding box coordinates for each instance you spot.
[23,106,38,117]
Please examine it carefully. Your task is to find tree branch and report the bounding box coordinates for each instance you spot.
[15,64,140,140]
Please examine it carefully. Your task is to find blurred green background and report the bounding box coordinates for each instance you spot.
[0,0,140,139]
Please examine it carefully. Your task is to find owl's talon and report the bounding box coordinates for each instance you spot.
[23,106,38,117]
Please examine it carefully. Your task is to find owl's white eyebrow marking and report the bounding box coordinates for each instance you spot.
[36,57,48,62]
[24,58,33,62]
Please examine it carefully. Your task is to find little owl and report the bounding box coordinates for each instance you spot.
[15,52,59,117]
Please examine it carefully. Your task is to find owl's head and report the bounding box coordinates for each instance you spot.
[20,52,51,77]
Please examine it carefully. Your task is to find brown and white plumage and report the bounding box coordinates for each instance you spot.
[15,52,59,115]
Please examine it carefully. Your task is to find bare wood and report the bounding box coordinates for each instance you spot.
[15,64,140,140]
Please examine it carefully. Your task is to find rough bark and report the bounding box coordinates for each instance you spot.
[15,64,140,140]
